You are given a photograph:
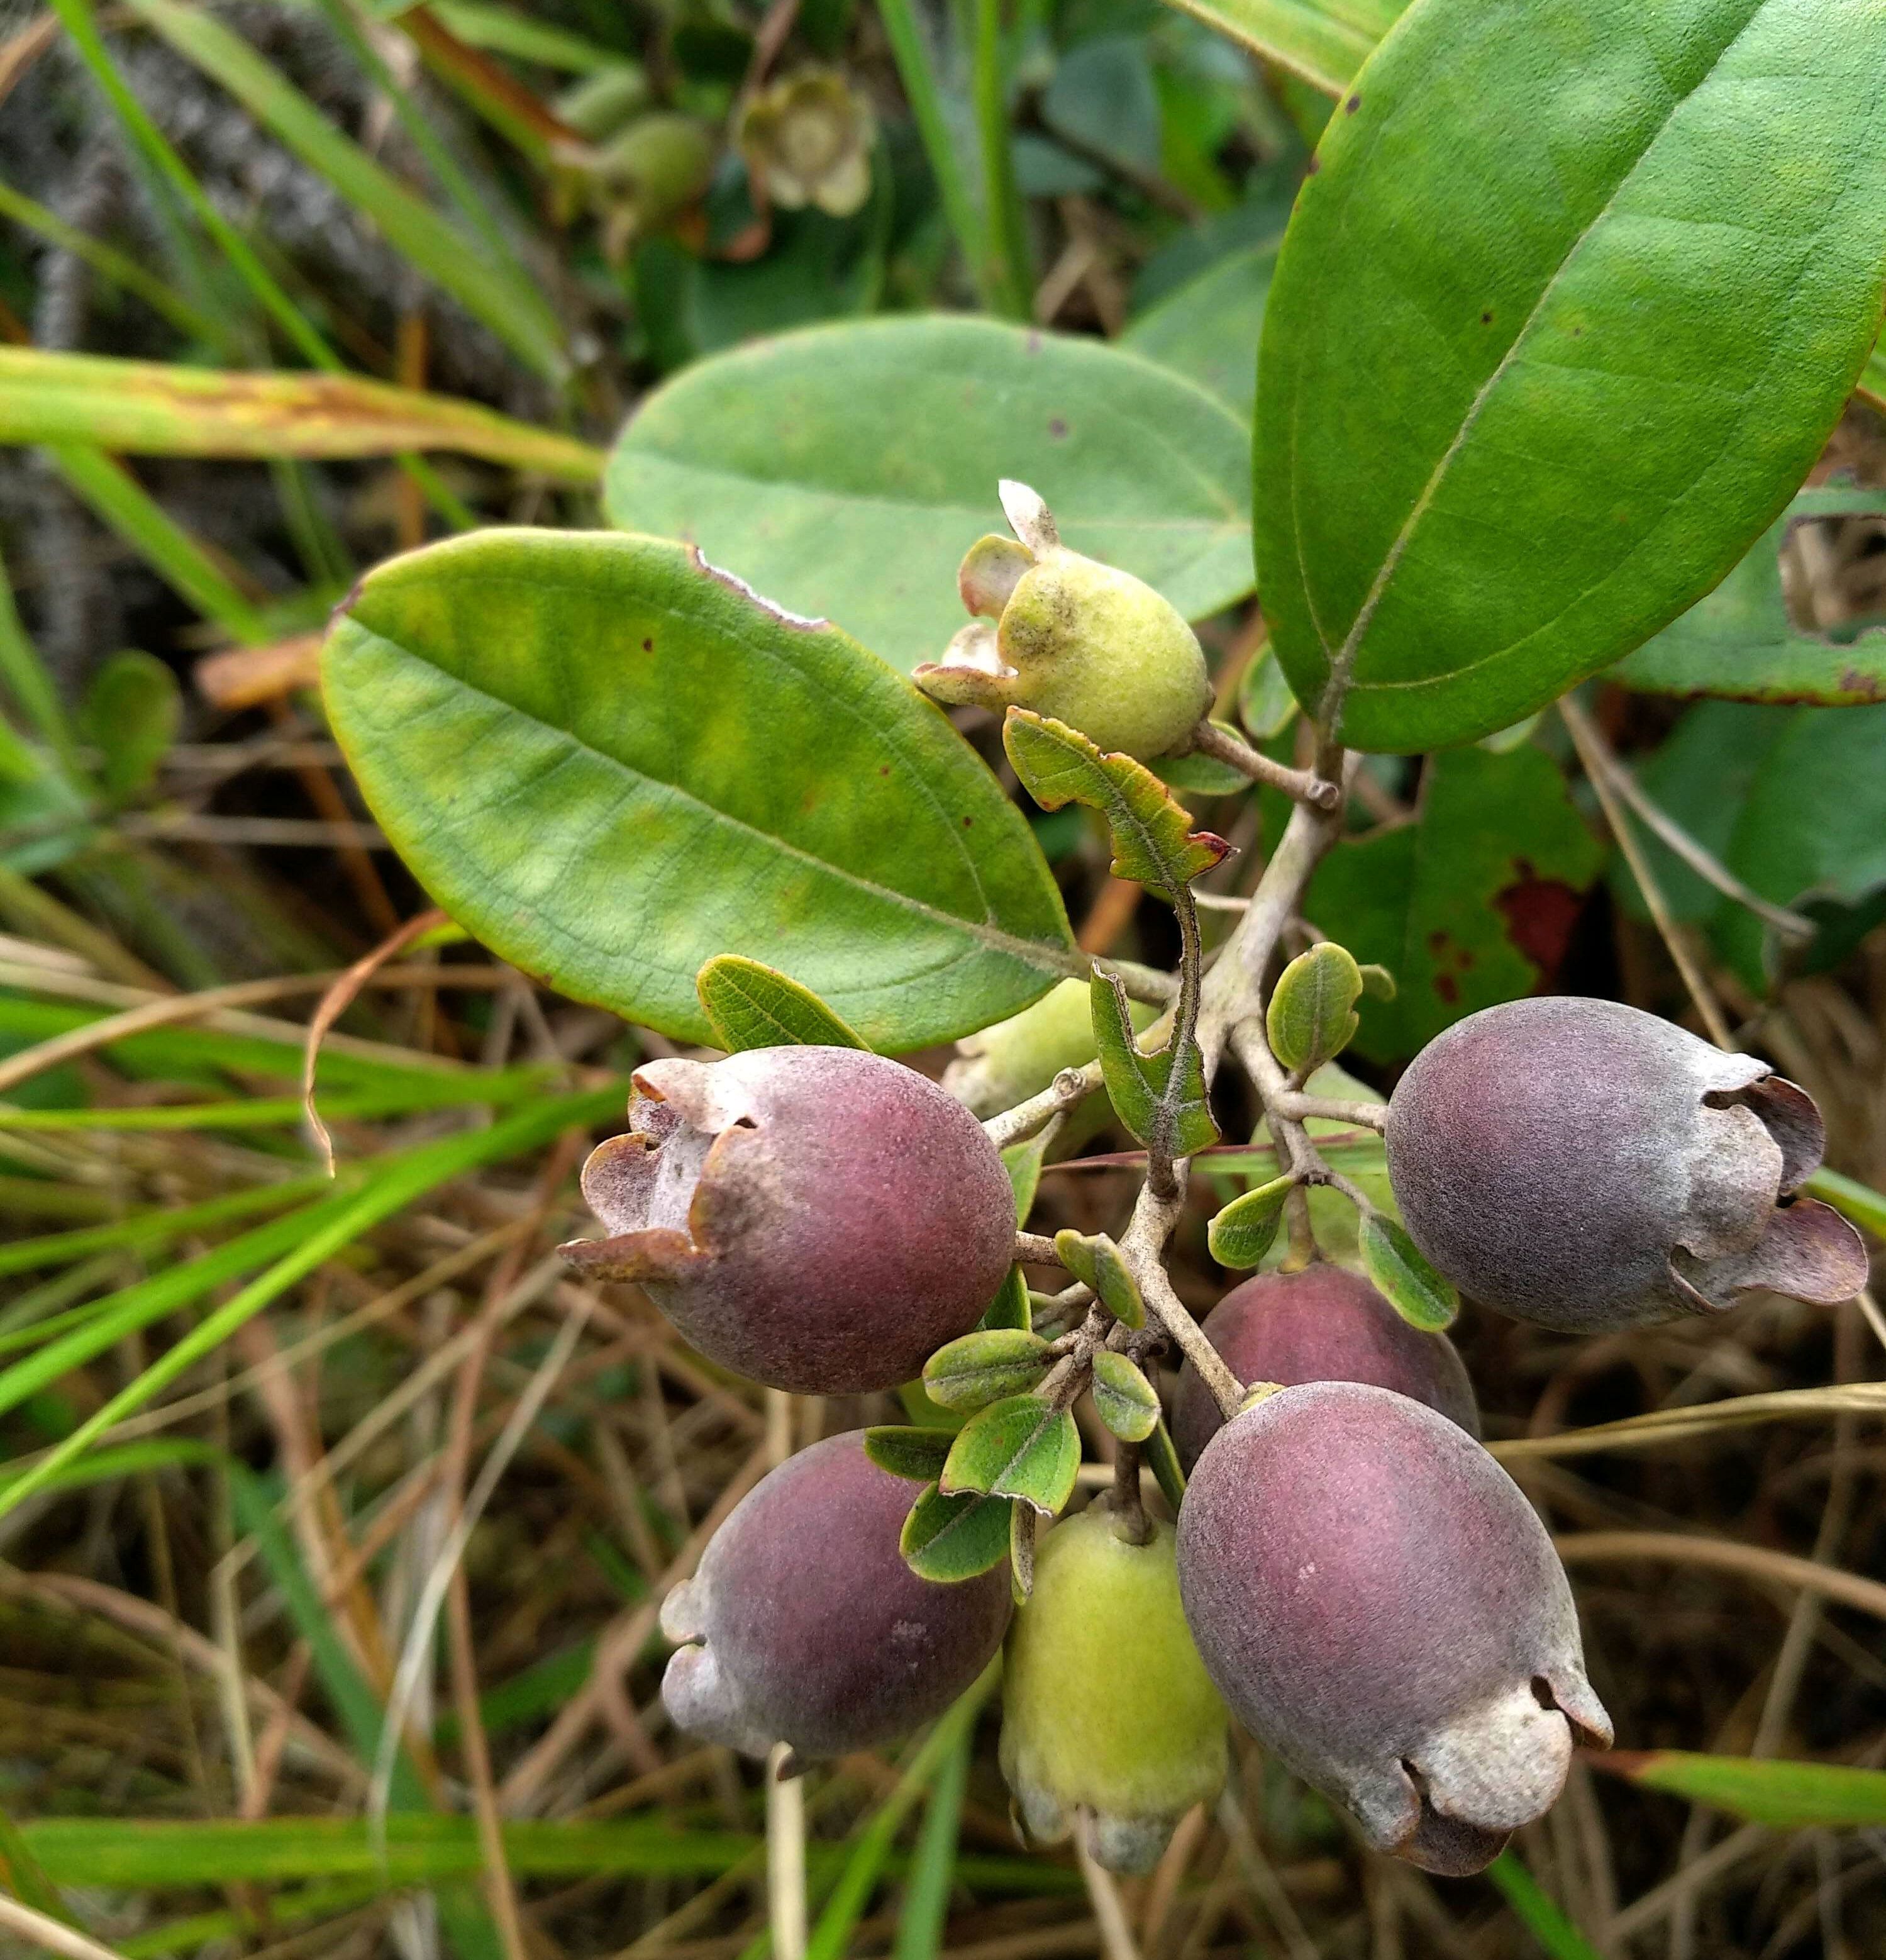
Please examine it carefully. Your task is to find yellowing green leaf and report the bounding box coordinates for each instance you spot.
[923,1330,1056,1413]
[1207,1174,1294,1269]
[1266,942,1362,1073]
[1359,1213,1457,1331]
[695,957,867,1052]
[1090,1351,1160,1443]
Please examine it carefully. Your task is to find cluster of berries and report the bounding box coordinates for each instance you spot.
[562,997,1863,1876]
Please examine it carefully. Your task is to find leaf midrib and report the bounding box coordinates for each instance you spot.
[355,620,1083,984]
[1312,0,1780,726]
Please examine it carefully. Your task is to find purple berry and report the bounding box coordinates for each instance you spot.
[662,1431,1011,1760]
[1177,1382,1610,1876]
[1386,997,1867,1334]
[1172,1266,1478,1474]
[563,1046,1016,1391]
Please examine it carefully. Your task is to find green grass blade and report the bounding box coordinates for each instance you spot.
[1598,1749,1886,1827]
[123,0,567,382]
[0,1087,618,1519]
[892,1716,971,1960]
[0,1437,221,1498]
[1803,1166,1886,1240]
[430,1,625,71]
[0,174,219,342]
[0,1799,67,1919]
[0,1179,311,1247]
[15,1815,1075,1891]
[1485,1851,1602,1960]
[806,1667,997,1960]
[0,549,76,765]
[48,443,272,643]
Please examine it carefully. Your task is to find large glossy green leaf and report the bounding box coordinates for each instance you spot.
[1255,0,1886,753]
[1632,699,1886,994]
[1615,486,1886,703]
[1304,744,1603,1061]
[323,530,1077,1050]
[604,316,1253,674]
[1158,0,1397,96]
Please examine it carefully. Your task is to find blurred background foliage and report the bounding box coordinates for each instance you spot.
[1,0,1885,1955]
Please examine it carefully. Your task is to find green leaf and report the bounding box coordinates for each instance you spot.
[1089,1350,1160,1443]
[1004,711,1231,898]
[1122,242,1277,423]
[1254,0,1886,752]
[865,1427,957,1482]
[1614,487,1886,704]
[1089,971,1219,1160]
[603,316,1253,674]
[1238,645,1299,741]
[1265,941,1362,1073]
[1154,0,1397,96]
[1051,1229,1146,1331]
[1001,1135,1049,1227]
[1599,1751,1886,1829]
[1358,1213,1458,1331]
[1304,744,1603,1062]
[923,1329,1056,1412]
[0,348,601,481]
[1206,1173,1294,1269]
[77,649,180,801]
[981,1264,1034,1332]
[323,530,1077,1051]
[900,1480,1015,1581]
[1145,1418,1187,1511]
[1632,700,1886,994]
[940,1394,1081,1515]
[695,955,868,1052]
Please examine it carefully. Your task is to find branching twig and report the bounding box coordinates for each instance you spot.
[1190,718,1341,810]
[984,1061,1104,1151]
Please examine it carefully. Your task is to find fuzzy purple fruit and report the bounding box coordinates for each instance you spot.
[662,1430,1011,1760]
[1171,1266,1478,1474]
[1177,1381,1610,1876]
[563,1045,1016,1391]
[1385,997,1867,1334]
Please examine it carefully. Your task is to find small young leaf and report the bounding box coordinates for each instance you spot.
[1359,1213,1459,1332]
[900,1481,1014,1583]
[940,1394,1081,1516]
[1207,1173,1294,1269]
[1358,963,1397,1002]
[1010,1500,1036,1603]
[1002,1131,1050,1226]
[1238,644,1299,741]
[1145,1418,1187,1512]
[80,649,180,801]
[980,1264,1033,1333]
[1004,710,1231,899]
[1052,1229,1145,1330]
[696,955,868,1052]
[1090,971,1219,1159]
[1090,1351,1159,1443]
[923,1328,1056,1412]
[1267,942,1363,1074]
[865,1426,956,1481]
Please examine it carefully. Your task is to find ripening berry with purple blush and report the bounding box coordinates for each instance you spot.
[561,1045,1016,1392]
[1171,1265,1478,1474]
[1385,996,1867,1334]
[1177,1382,1610,1877]
[662,1431,1011,1761]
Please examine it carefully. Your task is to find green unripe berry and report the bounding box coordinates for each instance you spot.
[999,1501,1227,1873]
[915,482,1212,762]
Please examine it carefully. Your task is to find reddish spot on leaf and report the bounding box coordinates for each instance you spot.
[1495,857,1584,979]
[1435,972,1459,1005]
[643,638,653,652]
[879,764,891,777]
[1345,94,1361,113]
[962,815,974,828]
[1307,155,1321,174]
[1048,417,1068,440]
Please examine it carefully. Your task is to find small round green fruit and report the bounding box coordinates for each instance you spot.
[1000,1500,1227,1873]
